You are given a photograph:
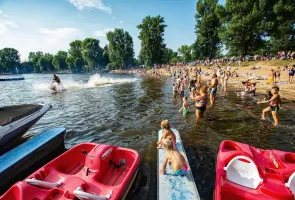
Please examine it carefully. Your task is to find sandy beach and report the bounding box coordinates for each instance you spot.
[149,60,295,102]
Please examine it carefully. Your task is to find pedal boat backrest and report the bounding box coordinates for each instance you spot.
[285,171,295,197]
[224,155,263,189]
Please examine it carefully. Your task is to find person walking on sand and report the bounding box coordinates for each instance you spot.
[268,69,275,84]
[190,86,207,120]
[275,67,281,83]
[289,65,295,83]
[208,74,218,107]
[257,88,281,126]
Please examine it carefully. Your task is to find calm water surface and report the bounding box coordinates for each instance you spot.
[1,74,295,200]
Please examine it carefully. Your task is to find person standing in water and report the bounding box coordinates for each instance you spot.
[257,88,281,126]
[208,74,218,107]
[222,70,231,95]
[190,86,207,120]
[179,96,190,117]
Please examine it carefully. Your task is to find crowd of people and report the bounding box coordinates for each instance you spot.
[168,63,284,126]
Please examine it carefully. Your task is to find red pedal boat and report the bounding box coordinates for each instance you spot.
[0,142,140,200]
[215,140,295,200]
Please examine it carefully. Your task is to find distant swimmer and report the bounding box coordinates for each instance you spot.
[159,138,188,176]
[208,74,218,107]
[257,88,281,126]
[179,96,190,117]
[157,120,176,149]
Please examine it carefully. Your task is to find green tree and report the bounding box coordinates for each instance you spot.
[0,48,20,73]
[20,61,34,73]
[217,0,273,56]
[178,45,192,63]
[195,0,221,59]
[137,15,167,67]
[163,48,174,64]
[102,45,110,67]
[68,40,84,72]
[82,38,103,71]
[52,51,68,71]
[270,0,295,51]
[106,28,134,69]
[28,51,43,73]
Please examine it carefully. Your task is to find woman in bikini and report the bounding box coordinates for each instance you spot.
[190,86,207,120]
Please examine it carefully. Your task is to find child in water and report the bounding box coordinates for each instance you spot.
[179,96,190,116]
[157,120,176,149]
[159,137,188,175]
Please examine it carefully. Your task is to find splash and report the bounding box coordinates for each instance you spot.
[32,74,137,91]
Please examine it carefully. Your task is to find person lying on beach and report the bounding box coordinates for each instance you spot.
[159,137,188,176]
[179,96,190,116]
[257,88,281,126]
[157,120,176,149]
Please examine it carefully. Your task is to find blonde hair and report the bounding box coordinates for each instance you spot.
[163,137,173,150]
[200,86,207,94]
[161,119,171,130]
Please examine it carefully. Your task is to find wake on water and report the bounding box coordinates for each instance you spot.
[32,74,137,92]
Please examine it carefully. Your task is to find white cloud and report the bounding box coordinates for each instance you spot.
[39,28,80,38]
[112,15,115,20]
[119,20,123,24]
[0,11,18,35]
[68,0,112,14]
[93,28,114,37]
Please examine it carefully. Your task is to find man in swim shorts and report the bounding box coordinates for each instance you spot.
[257,88,281,126]
[208,74,218,107]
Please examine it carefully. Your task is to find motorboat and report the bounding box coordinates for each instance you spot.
[0,103,51,153]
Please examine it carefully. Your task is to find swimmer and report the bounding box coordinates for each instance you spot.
[179,96,190,116]
[157,120,176,149]
[208,74,218,107]
[159,137,188,176]
[190,86,207,120]
[257,88,281,126]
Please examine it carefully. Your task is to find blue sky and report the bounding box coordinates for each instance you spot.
[0,0,226,60]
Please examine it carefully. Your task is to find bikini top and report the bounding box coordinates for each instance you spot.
[196,95,206,105]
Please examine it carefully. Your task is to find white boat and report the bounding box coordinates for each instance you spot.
[0,103,51,153]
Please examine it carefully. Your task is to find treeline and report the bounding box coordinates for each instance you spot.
[194,0,295,59]
[1,0,295,74]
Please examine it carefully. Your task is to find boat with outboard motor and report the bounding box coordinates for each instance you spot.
[0,142,140,200]
[0,103,51,153]
[214,140,295,200]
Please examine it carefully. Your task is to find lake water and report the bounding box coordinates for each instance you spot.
[1,73,295,200]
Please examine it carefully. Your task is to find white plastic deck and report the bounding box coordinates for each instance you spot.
[157,128,200,200]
